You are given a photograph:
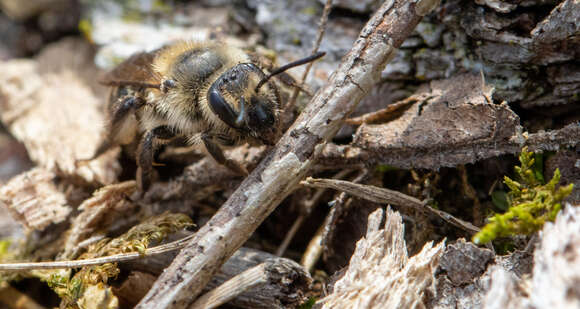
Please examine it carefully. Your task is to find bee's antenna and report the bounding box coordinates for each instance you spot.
[255,52,326,92]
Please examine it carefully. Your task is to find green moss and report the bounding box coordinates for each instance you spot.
[298,297,316,309]
[78,19,93,43]
[0,240,10,257]
[44,212,193,308]
[300,6,319,16]
[376,165,397,173]
[473,147,573,244]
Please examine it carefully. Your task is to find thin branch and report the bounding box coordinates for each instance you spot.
[136,1,441,308]
[301,177,480,234]
[275,168,354,256]
[0,234,195,271]
[285,0,333,113]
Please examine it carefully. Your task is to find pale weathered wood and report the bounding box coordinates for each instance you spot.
[191,258,311,309]
[136,0,441,307]
[125,247,311,309]
[320,207,445,308]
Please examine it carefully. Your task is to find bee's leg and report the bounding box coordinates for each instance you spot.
[201,135,248,176]
[80,96,145,166]
[110,96,145,131]
[137,125,174,192]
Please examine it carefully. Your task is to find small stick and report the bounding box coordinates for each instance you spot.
[301,224,324,273]
[275,168,354,257]
[285,0,333,113]
[0,234,195,271]
[301,177,480,234]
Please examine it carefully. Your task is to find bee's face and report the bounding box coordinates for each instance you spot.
[208,63,280,145]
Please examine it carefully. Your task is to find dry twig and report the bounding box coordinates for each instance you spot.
[0,234,195,271]
[136,1,441,307]
[285,0,333,113]
[301,177,480,233]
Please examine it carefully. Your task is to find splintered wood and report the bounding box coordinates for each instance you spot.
[0,38,120,185]
[320,208,445,309]
[0,168,70,230]
[61,181,137,259]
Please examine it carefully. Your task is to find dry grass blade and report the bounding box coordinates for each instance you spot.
[301,177,480,233]
[0,234,195,271]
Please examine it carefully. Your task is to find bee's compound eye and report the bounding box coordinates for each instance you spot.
[208,87,239,128]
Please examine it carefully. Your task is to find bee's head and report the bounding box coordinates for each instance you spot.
[208,63,281,145]
[207,52,325,145]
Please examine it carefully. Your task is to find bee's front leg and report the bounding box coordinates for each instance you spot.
[86,96,146,163]
[201,134,248,176]
[137,125,174,193]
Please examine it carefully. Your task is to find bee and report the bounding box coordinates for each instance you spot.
[91,41,324,192]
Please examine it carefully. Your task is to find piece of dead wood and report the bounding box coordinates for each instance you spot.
[124,247,311,309]
[0,38,120,185]
[61,181,137,259]
[319,207,445,308]
[320,120,580,171]
[301,177,480,233]
[429,239,532,309]
[438,239,494,286]
[322,72,579,170]
[136,1,441,308]
[191,258,311,309]
[0,167,70,230]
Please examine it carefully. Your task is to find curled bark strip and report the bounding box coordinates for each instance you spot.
[136,1,441,308]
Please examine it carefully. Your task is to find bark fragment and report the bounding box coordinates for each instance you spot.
[0,168,70,230]
[61,181,137,259]
[0,38,120,185]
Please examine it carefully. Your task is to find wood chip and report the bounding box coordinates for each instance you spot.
[0,38,120,185]
[0,168,70,230]
[320,207,445,308]
[61,181,137,259]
